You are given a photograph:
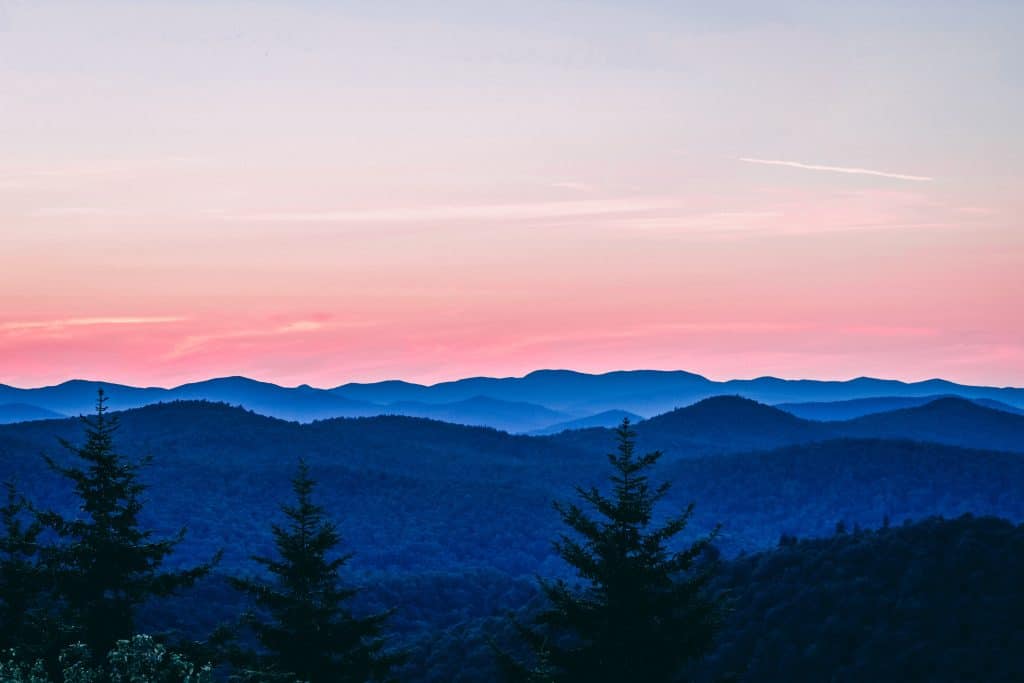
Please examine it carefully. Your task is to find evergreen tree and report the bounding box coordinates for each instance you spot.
[0,481,51,658]
[508,419,723,683]
[230,459,398,683]
[39,389,219,657]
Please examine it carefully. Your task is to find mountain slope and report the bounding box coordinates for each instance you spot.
[4,370,1023,426]
[724,375,1024,406]
[698,515,1024,682]
[4,400,1024,680]
[639,395,831,451]
[335,370,1024,415]
[778,394,1024,420]
[529,409,643,435]
[835,397,1024,453]
[546,396,834,458]
[421,515,1024,683]
[0,379,166,415]
[333,368,714,414]
[548,395,1024,458]
[382,396,570,433]
[0,402,65,424]
[169,376,381,421]
[5,401,1024,572]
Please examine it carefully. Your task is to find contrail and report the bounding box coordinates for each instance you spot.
[739,157,933,182]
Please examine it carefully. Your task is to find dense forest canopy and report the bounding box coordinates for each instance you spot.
[1,395,1022,681]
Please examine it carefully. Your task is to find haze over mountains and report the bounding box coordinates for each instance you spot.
[778,394,1024,420]
[0,402,64,424]
[3,393,1023,570]
[2,369,1022,431]
[3,386,1024,680]
[544,395,1024,458]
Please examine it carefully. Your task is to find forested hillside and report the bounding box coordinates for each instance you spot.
[547,395,1024,457]
[777,394,1024,420]
[411,515,1024,682]
[3,400,1023,576]
[2,397,1024,680]
[699,515,1024,682]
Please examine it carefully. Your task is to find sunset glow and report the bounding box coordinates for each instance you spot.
[2,1,1022,387]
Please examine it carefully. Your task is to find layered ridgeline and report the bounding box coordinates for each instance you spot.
[545,395,1024,456]
[2,397,1023,568]
[2,370,1023,430]
[2,394,1024,681]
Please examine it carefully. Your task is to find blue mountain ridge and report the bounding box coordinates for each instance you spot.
[1,369,1021,432]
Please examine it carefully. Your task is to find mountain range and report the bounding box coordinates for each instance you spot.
[2,370,1022,432]
[776,394,1024,420]
[544,395,1024,457]
[3,393,1024,679]
[2,394,1022,571]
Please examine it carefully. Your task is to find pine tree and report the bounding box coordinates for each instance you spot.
[508,419,723,683]
[39,389,219,657]
[230,459,398,683]
[0,481,51,658]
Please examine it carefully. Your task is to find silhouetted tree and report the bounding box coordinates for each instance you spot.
[0,481,52,658]
[506,419,723,682]
[39,389,219,657]
[231,459,398,683]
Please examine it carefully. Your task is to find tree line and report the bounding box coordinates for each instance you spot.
[0,390,722,682]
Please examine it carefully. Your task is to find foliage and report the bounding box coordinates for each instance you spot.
[695,515,1024,682]
[508,419,722,682]
[35,391,220,658]
[0,481,52,660]
[231,460,398,683]
[0,635,213,683]
[3,401,1024,680]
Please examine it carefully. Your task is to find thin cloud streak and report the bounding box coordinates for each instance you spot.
[0,317,186,332]
[220,199,678,224]
[164,319,379,360]
[739,157,934,182]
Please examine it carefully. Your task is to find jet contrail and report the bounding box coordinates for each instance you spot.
[739,157,933,182]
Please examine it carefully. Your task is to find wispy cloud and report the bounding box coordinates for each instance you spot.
[0,316,185,332]
[739,157,933,182]
[842,325,939,338]
[29,207,128,218]
[164,319,377,360]
[219,198,677,224]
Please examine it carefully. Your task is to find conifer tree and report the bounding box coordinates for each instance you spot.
[0,481,51,658]
[39,389,219,657]
[508,419,723,683]
[231,459,398,683]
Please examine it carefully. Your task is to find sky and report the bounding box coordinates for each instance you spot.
[1,0,1022,388]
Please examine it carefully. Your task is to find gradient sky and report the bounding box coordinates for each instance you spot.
[2,0,1022,388]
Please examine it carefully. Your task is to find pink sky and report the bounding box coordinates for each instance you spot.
[1,2,1022,388]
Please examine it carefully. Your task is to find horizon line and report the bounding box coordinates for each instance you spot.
[1,368,1019,393]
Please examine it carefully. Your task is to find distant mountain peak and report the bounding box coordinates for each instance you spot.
[524,369,587,378]
[184,375,262,387]
[681,394,798,417]
[643,395,809,431]
[917,396,978,409]
[3,370,1022,430]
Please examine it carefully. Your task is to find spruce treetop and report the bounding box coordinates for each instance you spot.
[509,418,723,683]
[231,459,398,683]
[39,389,219,657]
